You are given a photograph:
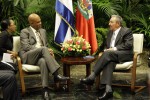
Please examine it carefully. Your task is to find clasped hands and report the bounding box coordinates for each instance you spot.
[98,47,117,57]
[48,48,55,57]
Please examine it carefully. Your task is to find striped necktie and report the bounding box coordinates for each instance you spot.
[36,31,43,46]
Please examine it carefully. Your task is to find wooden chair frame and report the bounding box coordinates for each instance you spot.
[13,36,62,95]
[95,34,146,94]
[16,56,42,95]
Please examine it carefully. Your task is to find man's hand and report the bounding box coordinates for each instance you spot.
[104,47,117,51]
[104,48,114,51]
[98,52,103,58]
[48,48,54,57]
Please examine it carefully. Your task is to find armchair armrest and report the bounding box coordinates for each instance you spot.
[16,56,23,73]
[16,56,26,94]
[132,52,142,72]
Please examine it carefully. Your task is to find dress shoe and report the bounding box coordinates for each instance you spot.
[54,74,69,82]
[43,91,51,100]
[97,85,106,95]
[97,91,113,100]
[80,78,94,85]
[98,84,106,91]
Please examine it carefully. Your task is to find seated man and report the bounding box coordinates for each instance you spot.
[80,15,133,100]
[19,13,69,100]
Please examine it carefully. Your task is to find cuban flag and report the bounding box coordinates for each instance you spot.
[54,0,74,44]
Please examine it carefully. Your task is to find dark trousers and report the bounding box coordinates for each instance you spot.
[94,50,133,85]
[0,70,20,100]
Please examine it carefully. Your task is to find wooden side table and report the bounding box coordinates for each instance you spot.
[61,56,95,91]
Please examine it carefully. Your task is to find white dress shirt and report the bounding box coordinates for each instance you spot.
[30,26,43,48]
[110,27,121,50]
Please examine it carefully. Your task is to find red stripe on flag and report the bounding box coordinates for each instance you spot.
[76,8,98,54]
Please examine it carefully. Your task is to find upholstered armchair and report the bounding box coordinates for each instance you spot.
[95,34,145,94]
[13,36,41,95]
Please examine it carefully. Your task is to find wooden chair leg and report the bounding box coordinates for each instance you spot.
[95,74,100,89]
[17,57,26,95]
[19,73,25,96]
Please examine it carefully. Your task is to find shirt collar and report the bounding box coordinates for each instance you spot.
[30,26,37,33]
[114,27,121,35]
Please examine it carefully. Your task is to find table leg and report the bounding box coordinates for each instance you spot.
[86,64,91,90]
[63,64,67,76]
[96,75,100,89]
[63,64,70,92]
[86,64,91,77]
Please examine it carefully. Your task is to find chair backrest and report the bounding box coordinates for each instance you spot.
[13,36,20,52]
[133,34,144,53]
[12,36,40,72]
[115,34,144,70]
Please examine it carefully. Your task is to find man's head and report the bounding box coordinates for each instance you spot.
[109,15,123,31]
[28,13,42,30]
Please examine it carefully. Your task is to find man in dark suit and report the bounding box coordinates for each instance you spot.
[19,13,69,100]
[80,15,133,100]
[0,70,20,100]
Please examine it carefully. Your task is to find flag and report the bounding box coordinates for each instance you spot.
[54,0,74,44]
[76,0,98,54]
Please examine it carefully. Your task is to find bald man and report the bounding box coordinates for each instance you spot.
[19,13,69,100]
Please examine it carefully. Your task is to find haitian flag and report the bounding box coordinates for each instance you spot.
[54,0,74,44]
[76,0,98,54]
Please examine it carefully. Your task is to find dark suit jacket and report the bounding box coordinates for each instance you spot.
[105,27,133,62]
[106,27,133,50]
[19,27,48,63]
[0,31,13,59]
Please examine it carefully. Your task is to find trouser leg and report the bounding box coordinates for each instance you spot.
[94,51,118,76]
[100,62,116,85]
[0,70,20,100]
[25,47,60,74]
[37,58,49,87]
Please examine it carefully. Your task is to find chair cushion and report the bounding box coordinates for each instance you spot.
[115,61,133,70]
[22,64,40,72]
[115,61,141,70]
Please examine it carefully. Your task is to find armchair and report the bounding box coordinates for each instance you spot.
[13,36,41,95]
[95,34,145,94]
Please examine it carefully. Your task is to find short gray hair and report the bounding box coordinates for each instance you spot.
[111,15,123,26]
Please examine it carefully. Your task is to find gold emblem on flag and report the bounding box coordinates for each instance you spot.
[77,0,93,19]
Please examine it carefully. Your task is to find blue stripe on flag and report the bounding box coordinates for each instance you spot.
[54,0,74,44]
[55,20,68,44]
[55,0,74,28]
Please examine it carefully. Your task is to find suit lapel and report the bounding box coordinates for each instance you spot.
[28,27,46,46]
[107,31,113,48]
[39,29,45,46]
[28,27,36,40]
[115,27,123,46]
